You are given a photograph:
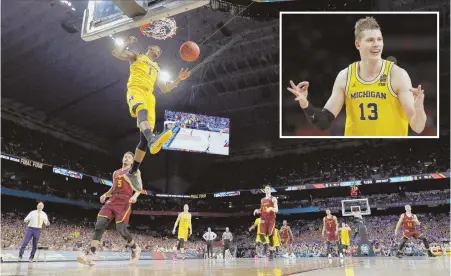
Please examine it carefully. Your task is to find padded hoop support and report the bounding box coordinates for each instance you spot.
[113,0,146,18]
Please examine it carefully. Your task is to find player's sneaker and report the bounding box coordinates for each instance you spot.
[328,253,332,259]
[125,170,142,192]
[396,251,403,259]
[130,245,141,264]
[427,250,436,257]
[77,252,96,266]
[290,253,296,259]
[149,130,173,154]
[339,253,343,259]
[269,251,274,260]
[173,254,177,261]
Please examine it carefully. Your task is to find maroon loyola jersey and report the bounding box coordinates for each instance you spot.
[109,168,134,202]
[402,213,417,232]
[325,216,337,232]
[260,196,276,220]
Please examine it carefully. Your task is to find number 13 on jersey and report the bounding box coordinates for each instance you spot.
[359,102,378,120]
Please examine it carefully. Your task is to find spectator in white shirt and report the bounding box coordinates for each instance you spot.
[18,202,50,262]
[203,227,217,258]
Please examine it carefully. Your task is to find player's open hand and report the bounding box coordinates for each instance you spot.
[253,209,261,216]
[172,230,176,235]
[179,68,190,80]
[410,85,425,110]
[287,81,309,108]
[266,207,273,213]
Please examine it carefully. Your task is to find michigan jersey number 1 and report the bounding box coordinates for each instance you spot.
[359,103,378,120]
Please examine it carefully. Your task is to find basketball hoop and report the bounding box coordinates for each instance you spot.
[140,18,177,40]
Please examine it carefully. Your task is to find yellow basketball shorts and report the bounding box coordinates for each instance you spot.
[126,86,156,128]
[256,234,269,244]
[178,228,189,241]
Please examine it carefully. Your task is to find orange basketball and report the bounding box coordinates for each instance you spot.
[180,41,200,62]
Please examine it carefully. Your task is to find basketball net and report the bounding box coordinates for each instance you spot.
[140,18,177,40]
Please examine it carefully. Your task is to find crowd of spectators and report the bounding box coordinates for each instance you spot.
[164,110,230,132]
[2,211,448,258]
[1,120,112,179]
[196,136,450,192]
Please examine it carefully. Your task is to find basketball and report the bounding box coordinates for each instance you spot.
[180,41,200,62]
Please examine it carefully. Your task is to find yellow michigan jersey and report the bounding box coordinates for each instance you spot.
[127,54,160,91]
[254,218,269,243]
[178,212,191,241]
[344,59,408,136]
[126,54,160,128]
[340,228,350,246]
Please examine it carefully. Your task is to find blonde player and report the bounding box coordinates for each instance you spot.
[249,217,269,257]
[288,16,426,136]
[172,204,192,260]
[112,36,190,188]
[338,222,352,258]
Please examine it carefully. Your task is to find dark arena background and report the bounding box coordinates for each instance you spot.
[1,0,450,275]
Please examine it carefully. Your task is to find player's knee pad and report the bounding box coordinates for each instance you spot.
[137,109,149,125]
[137,131,148,151]
[419,236,429,246]
[93,217,109,240]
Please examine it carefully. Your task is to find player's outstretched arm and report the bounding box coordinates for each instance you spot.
[156,68,190,94]
[391,65,427,134]
[112,36,138,61]
[287,68,346,131]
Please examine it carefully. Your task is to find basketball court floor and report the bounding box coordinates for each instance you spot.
[1,257,449,276]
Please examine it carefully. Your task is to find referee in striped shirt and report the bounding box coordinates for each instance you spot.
[222,227,233,259]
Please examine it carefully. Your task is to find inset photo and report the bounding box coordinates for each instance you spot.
[280,12,439,138]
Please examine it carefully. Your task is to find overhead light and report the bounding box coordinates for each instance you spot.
[114,38,124,46]
[159,71,170,82]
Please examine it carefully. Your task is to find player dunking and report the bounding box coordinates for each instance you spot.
[253,185,278,260]
[288,16,426,136]
[112,36,190,188]
[322,209,338,259]
[249,217,268,258]
[172,204,192,260]
[78,152,142,265]
[394,205,436,258]
[280,220,295,258]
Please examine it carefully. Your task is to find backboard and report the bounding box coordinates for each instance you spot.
[81,0,209,41]
[341,198,371,217]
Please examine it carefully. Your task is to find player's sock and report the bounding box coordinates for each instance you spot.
[129,161,141,174]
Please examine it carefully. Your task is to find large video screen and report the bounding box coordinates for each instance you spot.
[163,110,230,155]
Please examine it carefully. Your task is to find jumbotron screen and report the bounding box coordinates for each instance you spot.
[163,110,230,155]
